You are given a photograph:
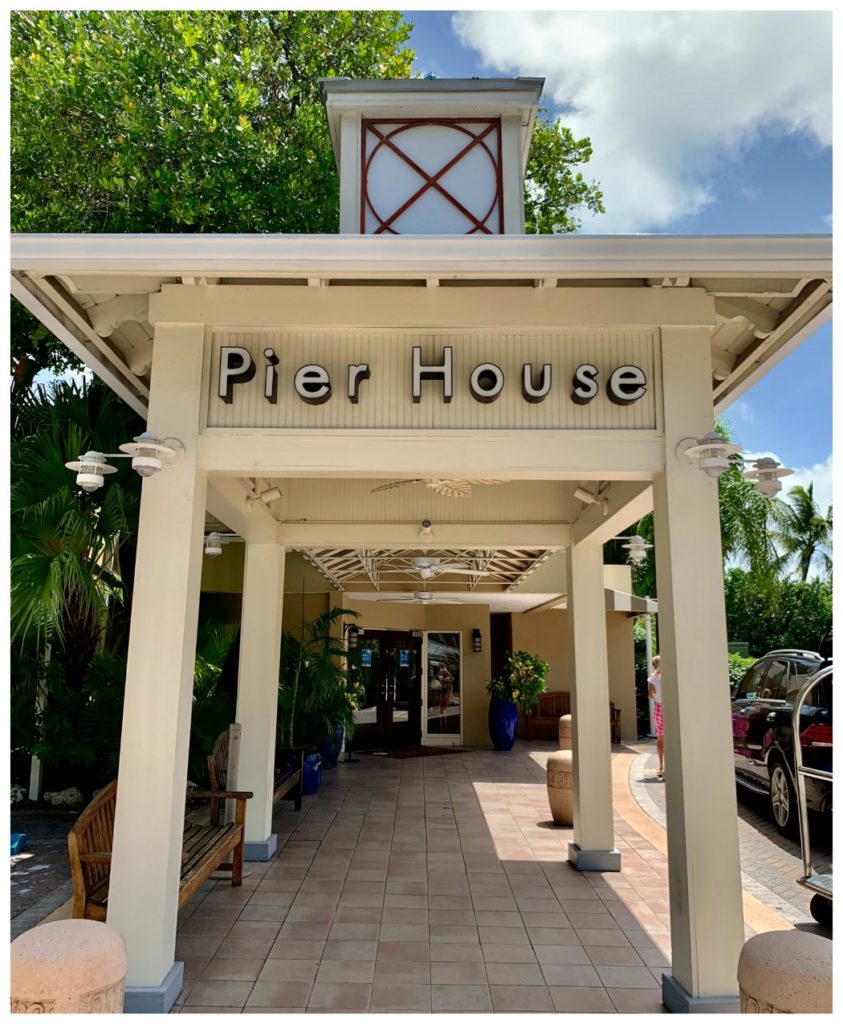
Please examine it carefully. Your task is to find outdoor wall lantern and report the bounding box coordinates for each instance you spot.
[619,535,653,565]
[65,432,183,491]
[472,628,482,653]
[344,623,360,650]
[204,532,242,557]
[676,432,741,478]
[742,457,793,498]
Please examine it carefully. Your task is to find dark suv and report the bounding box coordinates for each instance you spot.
[731,649,831,834]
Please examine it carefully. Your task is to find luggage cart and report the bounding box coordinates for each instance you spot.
[792,664,833,927]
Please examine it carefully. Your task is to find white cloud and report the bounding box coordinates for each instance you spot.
[453,11,831,232]
[733,400,756,426]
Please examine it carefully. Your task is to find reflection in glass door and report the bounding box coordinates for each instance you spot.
[351,630,422,749]
[424,632,462,744]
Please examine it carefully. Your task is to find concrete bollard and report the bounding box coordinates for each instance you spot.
[11,919,128,1013]
[558,714,572,750]
[737,930,832,1013]
[546,749,573,826]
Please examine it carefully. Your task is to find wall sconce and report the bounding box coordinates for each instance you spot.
[676,432,741,478]
[472,628,482,653]
[617,535,653,565]
[344,623,360,650]
[65,432,183,491]
[743,457,793,498]
[204,532,243,557]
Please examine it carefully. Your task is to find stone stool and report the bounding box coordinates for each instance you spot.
[11,920,128,1013]
[737,929,832,1014]
[558,714,572,750]
[546,749,573,825]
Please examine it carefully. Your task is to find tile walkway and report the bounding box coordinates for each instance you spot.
[174,744,676,1013]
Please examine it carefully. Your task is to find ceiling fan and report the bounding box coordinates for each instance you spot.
[378,556,493,580]
[371,479,509,499]
[389,591,463,605]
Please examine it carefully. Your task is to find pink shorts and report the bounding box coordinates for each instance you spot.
[653,702,664,738]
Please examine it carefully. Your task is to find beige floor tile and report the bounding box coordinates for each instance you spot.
[374,960,431,984]
[607,987,668,1013]
[215,936,278,960]
[575,928,632,947]
[257,959,319,983]
[285,906,335,924]
[245,980,313,1008]
[549,985,617,1013]
[268,938,326,960]
[428,909,476,926]
[534,945,590,966]
[585,944,646,967]
[180,956,211,980]
[379,923,429,942]
[370,983,432,1010]
[315,959,376,984]
[489,984,554,1012]
[184,979,254,1008]
[177,916,233,937]
[248,889,296,907]
[596,965,660,989]
[637,945,671,968]
[430,894,474,910]
[226,921,281,940]
[484,962,545,986]
[376,940,430,961]
[328,921,380,941]
[201,957,265,982]
[384,892,427,909]
[477,924,530,944]
[430,960,487,985]
[175,934,226,958]
[322,939,378,960]
[481,943,538,964]
[179,1005,245,1013]
[430,942,483,962]
[539,963,603,987]
[334,905,382,924]
[431,984,493,1012]
[308,982,372,1011]
[238,905,290,924]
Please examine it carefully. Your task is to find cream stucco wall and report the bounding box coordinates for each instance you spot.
[511,608,637,742]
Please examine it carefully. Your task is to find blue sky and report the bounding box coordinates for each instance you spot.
[403,10,832,511]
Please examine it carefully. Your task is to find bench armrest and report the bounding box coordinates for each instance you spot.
[189,790,254,800]
[79,852,112,863]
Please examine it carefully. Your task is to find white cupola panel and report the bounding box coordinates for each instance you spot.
[321,78,544,236]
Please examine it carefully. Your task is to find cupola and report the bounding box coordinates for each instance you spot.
[320,77,544,235]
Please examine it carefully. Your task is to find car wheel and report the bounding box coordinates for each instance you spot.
[769,761,798,837]
[810,894,833,929]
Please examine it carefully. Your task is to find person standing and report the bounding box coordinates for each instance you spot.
[648,654,664,778]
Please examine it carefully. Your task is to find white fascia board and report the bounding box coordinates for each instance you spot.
[10,233,832,281]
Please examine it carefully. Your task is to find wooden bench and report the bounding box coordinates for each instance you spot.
[68,779,252,921]
[524,692,622,743]
[524,692,571,740]
[207,728,304,826]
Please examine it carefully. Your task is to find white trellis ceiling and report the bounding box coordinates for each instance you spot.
[297,547,554,593]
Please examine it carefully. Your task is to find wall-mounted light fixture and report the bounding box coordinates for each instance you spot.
[676,432,741,478]
[742,457,793,498]
[204,532,243,557]
[472,628,482,653]
[344,622,360,650]
[65,433,183,491]
[617,535,653,565]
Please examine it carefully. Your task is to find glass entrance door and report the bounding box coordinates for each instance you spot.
[424,632,462,744]
[352,630,422,749]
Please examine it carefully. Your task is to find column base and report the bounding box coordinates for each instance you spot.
[661,973,740,1013]
[124,962,183,1014]
[245,833,278,862]
[568,843,621,872]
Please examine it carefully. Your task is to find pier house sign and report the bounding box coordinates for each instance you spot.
[206,331,659,431]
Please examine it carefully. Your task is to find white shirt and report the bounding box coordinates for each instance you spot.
[648,672,662,704]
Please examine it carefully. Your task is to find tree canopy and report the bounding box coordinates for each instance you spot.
[11,9,604,381]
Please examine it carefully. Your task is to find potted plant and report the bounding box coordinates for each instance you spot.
[278,608,361,787]
[486,650,550,751]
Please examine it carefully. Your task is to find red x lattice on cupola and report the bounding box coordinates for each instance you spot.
[361,118,504,235]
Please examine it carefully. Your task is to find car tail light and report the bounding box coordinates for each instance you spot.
[801,723,833,748]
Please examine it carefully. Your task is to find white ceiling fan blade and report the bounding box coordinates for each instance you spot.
[434,567,495,576]
[370,479,424,493]
[428,480,473,498]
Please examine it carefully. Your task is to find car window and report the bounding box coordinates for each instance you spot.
[758,659,788,700]
[800,673,832,711]
[736,662,767,700]
[785,659,823,701]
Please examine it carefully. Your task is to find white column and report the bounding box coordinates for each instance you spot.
[235,543,286,860]
[566,541,620,871]
[654,326,743,1012]
[106,323,207,1011]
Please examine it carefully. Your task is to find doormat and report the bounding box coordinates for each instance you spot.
[360,746,467,759]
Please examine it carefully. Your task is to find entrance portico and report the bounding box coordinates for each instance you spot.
[10,76,831,1013]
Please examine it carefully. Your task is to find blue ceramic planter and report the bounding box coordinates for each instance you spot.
[488,697,519,751]
[302,754,323,795]
[318,723,345,769]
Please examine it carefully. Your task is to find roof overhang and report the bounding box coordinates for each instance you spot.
[11,232,832,419]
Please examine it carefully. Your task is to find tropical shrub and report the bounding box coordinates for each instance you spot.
[724,568,832,657]
[485,650,550,712]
